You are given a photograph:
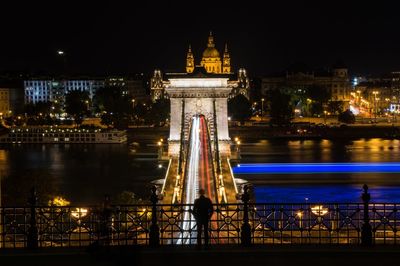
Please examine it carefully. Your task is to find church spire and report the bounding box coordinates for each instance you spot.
[207,31,215,48]
[223,43,231,74]
[186,44,194,73]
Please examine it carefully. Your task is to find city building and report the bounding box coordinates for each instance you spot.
[106,74,149,101]
[151,33,250,102]
[24,78,105,105]
[261,62,352,112]
[352,72,400,117]
[0,88,10,116]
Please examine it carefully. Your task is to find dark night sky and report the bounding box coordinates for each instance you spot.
[1,1,400,77]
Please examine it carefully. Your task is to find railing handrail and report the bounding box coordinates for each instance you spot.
[1,202,399,208]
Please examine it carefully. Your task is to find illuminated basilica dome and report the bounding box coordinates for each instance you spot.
[202,47,220,58]
[186,32,231,74]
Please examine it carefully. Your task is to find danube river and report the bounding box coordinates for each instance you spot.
[0,138,399,205]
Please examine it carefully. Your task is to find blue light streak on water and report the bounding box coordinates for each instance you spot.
[233,163,400,174]
[255,185,400,203]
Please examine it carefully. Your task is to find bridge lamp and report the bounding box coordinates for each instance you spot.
[158,164,162,168]
[157,141,162,146]
[311,205,328,216]
[71,208,88,219]
[234,137,239,142]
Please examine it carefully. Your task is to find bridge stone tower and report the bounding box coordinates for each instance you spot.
[166,69,232,156]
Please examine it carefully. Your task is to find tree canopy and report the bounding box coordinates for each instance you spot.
[65,90,90,125]
[338,109,355,124]
[228,94,252,122]
[268,89,293,125]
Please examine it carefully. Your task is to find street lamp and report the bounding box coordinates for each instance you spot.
[356,90,361,105]
[131,99,136,109]
[261,98,265,119]
[372,91,379,123]
[323,110,327,125]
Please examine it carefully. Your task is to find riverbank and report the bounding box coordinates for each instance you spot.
[128,125,400,142]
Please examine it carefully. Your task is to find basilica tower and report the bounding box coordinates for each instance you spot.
[222,43,231,74]
[186,45,194,73]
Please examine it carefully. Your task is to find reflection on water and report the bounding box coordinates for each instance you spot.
[0,144,161,205]
[0,138,399,204]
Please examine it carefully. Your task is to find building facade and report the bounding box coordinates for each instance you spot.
[24,79,105,104]
[353,72,400,116]
[261,64,351,111]
[0,88,10,116]
[105,75,148,101]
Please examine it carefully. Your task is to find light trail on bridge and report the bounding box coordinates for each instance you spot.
[178,115,217,244]
[178,116,200,244]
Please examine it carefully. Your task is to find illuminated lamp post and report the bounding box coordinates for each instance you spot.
[372,91,379,123]
[261,98,265,119]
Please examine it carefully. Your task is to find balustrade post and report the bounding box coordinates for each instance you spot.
[149,186,160,247]
[27,187,38,249]
[241,185,252,246]
[101,194,112,246]
[361,184,373,246]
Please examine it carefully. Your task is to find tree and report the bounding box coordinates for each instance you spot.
[228,94,252,122]
[133,101,149,123]
[338,109,355,124]
[65,91,90,126]
[269,90,293,125]
[24,101,52,116]
[146,99,170,126]
[327,101,344,115]
[100,113,114,128]
[94,87,134,128]
[94,86,132,115]
[305,85,331,116]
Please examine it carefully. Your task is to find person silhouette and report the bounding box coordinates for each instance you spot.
[193,189,213,248]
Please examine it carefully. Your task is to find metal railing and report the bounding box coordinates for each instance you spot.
[1,185,399,248]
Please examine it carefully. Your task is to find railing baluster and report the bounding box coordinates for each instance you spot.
[27,187,38,249]
[240,185,251,246]
[361,184,373,246]
[149,186,160,247]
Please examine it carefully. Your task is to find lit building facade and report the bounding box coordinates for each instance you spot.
[353,74,399,116]
[24,79,105,104]
[261,64,351,110]
[151,33,249,101]
[0,88,10,116]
